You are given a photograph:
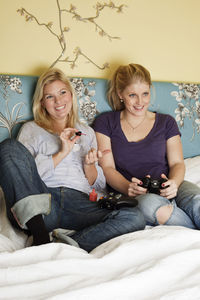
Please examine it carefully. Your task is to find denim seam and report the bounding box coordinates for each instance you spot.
[57,187,64,227]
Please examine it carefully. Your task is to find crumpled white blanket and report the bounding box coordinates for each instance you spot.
[1,156,200,300]
[1,225,200,300]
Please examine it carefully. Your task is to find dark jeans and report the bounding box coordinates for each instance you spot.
[0,139,145,252]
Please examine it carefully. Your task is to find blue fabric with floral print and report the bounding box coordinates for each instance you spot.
[149,82,200,159]
[0,74,200,159]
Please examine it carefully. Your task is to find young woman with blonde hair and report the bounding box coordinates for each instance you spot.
[94,63,200,229]
[0,68,145,252]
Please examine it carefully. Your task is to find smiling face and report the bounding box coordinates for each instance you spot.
[118,81,151,116]
[42,80,73,122]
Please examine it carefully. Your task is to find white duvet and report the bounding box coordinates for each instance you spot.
[1,157,200,300]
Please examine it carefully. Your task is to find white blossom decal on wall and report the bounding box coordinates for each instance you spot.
[70,78,98,124]
[171,83,200,140]
[17,0,126,70]
[0,76,25,136]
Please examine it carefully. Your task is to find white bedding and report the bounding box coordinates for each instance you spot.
[1,156,200,300]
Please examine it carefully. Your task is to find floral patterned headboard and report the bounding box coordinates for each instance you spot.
[0,74,200,159]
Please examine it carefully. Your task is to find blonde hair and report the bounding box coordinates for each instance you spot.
[107,63,152,110]
[33,68,79,132]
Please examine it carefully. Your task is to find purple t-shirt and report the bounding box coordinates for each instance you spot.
[93,111,181,181]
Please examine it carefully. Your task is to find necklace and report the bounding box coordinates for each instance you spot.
[123,114,146,132]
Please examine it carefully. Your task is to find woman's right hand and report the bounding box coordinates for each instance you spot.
[128,177,148,197]
[52,128,80,168]
[59,128,80,156]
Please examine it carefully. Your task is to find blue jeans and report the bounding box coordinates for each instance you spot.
[0,139,145,252]
[135,181,200,229]
[176,180,200,228]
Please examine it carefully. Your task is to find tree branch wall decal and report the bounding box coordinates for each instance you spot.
[17,0,126,70]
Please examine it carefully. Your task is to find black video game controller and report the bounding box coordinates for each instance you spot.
[140,177,168,194]
[98,192,138,210]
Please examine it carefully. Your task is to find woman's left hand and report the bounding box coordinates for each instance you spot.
[83,148,104,186]
[84,148,103,166]
[83,148,111,185]
[159,174,178,200]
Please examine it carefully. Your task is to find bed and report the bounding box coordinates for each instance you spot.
[1,74,200,299]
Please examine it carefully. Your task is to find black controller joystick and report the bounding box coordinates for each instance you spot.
[98,193,138,210]
[140,177,168,194]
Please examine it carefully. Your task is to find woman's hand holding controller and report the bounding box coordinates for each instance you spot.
[128,177,148,197]
[159,174,178,200]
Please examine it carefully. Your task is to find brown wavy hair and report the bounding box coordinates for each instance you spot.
[107,63,152,111]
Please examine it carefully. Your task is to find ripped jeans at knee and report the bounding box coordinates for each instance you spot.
[135,193,196,229]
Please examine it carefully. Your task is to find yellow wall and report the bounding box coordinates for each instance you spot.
[1,0,200,82]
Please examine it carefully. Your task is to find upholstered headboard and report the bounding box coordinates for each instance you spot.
[0,74,200,159]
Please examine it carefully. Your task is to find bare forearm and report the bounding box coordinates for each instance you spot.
[103,167,130,195]
[168,162,185,187]
[84,164,98,186]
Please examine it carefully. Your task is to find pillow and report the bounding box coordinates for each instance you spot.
[1,75,200,159]
[184,156,200,186]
